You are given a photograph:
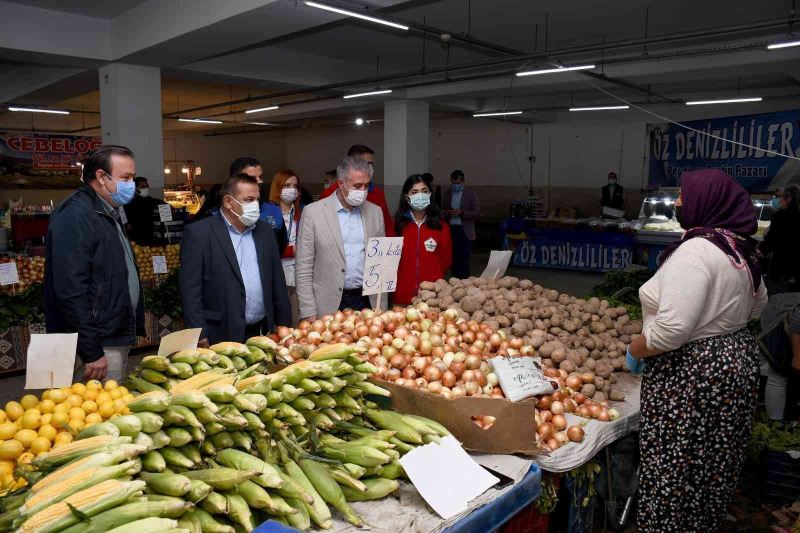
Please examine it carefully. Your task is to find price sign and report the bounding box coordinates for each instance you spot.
[152,255,168,274]
[25,333,78,389]
[0,262,20,286]
[158,204,173,222]
[361,237,403,296]
[480,250,512,279]
[490,356,554,401]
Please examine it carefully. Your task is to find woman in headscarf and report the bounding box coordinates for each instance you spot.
[627,170,768,532]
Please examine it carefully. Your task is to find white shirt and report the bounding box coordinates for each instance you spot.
[450,190,463,225]
[334,194,365,289]
[221,213,265,325]
[282,208,297,286]
[639,238,767,352]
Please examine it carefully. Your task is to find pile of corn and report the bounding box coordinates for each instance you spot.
[0,342,449,532]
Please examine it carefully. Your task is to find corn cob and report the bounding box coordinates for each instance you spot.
[235,480,295,516]
[337,463,366,479]
[75,421,120,440]
[283,461,331,527]
[290,396,315,412]
[230,355,246,370]
[201,439,216,457]
[320,444,390,468]
[32,435,133,469]
[139,472,192,497]
[265,390,282,406]
[197,348,221,365]
[142,450,166,473]
[141,368,169,384]
[188,426,205,442]
[234,375,272,394]
[170,391,218,413]
[132,412,164,433]
[126,376,166,394]
[161,447,195,469]
[245,336,278,352]
[308,343,364,362]
[140,355,171,371]
[327,466,367,493]
[241,411,265,432]
[192,361,212,373]
[186,479,213,503]
[204,422,226,436]
[379,461,405,480]
[224,491,254,530]
[285,497,312,531]
[58,499,193,533]
[164,427,193,447]
[108,415,144,437]
[148,429,171,448]
[244,345,268,363]
[188,509,235,533]
[20,479,145,533]
[31,450,122,492]
[216,405,248,429]
[209,432,234,450]
[352,380,391,397]
[163,405,203,428]
[405,414,452,436]
[107,517,179,533]
[170,371,226,394]
[182,467,261,490]
[341,478,400,501]
[203,385,239,403]
[231,394,260,413]
[210,342,250,357]
[229,431,253,452]
[180,443,202,465]
[298,458,362,527]
[214,449,283,489]
[216,354,235,370]
[278,384,302,402]
[364,409,423,444]
[200,491,228,514]
[171,349,201,364]
[169,362,194,379]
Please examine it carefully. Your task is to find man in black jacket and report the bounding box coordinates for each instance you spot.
[45,145,144,382]
[180,173,291,346]
[123,176,166,244]
[600,171,625,218]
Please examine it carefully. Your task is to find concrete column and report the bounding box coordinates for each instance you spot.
[99,63,165,198]
[383,100,430,212]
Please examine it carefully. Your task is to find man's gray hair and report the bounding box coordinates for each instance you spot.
[336,156,373,182]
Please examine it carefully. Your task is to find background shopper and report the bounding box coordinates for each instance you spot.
[627,169,767,532]
[393,174,452,305]
[761,184,800,294]
[124,176,166,244]
[759,293,800,419]
[45,145,144,382]
[269,168,303,325]
[443,170,479,278]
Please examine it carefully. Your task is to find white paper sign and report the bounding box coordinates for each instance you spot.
[361,237,404,296]
[480,250,513,279]
[491,356,554,401]
[152,255,168,274]
[400,436,499,519]
[0,262,19,286]
[158,328,202,357]
[25,333,78,389]
[158,203,173,222]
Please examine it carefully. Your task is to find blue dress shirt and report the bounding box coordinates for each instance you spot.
[334,194,365,289]
[450,190,463,225]
[221,213,265,325]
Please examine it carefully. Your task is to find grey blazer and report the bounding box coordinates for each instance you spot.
[295,194,387,319]
[444,187,480,241]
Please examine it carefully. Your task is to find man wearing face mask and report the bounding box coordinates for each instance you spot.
[296,156,386,321]
[600,171,625,218]
[444,170,479,278]
[123,176,166,244]
[180,174,291,347]
[45,145,145,382]
[229,157,288,254]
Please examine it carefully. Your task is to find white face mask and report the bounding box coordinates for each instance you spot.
[228,196,260,226]
[280,187,298,203]
[136,187,150,198]
[341,183,368,207]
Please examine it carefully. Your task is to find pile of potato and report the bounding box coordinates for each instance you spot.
[414,277,642,403]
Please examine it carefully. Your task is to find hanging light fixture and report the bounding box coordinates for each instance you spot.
[194,166,202,176]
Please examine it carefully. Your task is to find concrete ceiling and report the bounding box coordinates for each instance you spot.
[1,0,799,133]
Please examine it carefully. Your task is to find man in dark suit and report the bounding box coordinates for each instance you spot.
[600,171,625,218]
[444,169,480,278]
[180,173,291,346]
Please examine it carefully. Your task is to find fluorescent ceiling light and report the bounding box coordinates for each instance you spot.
[473,111,523,117]
[569,105,630,111]
[343,89,392,99]
[245,122,276,126]
[8,106,69,115]
[305,1,409,30]
[685,97,762,106]
[516,64,595,77]
[179,118,223,124]
[244,105,279,114]
[355,118,365,126]
[767,40,800,50]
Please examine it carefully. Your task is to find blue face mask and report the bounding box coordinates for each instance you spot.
[771,197,782,210]
[103,171,135,206]
[452,183,464,193]
[408,192,431,211]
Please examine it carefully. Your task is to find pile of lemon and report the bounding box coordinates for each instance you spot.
[0,380,134,490]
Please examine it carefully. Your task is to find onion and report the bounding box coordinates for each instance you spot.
[482,384,494,394]
[451,386,465,397]
[555,431,569,445]
[356,324,369,338]
[368,325,382,338]
[576,405,591,418]
[449,362,465,378]
[473,370,488,387]
[598,410,610,422]
[420,339,433,355]
[443,352,455,366]
[433,361,448,373]
[464,381,481,395]
[564,399,577,413]
[412,357,428,373]
[537,395,552,410]
[414,377,428,388]
[389,354,407,369]
[401,367,417,380]
[520,346,535,356]
[465,354,482,370]
[453,351,466,363]
[387,368,401,380]
[462,370,476,383]
[558,369,568,380]
[541,410,553,423]
[567,425,585,442]
[573,392,587,405]
[546,438,560,451]
[487,373,499,386]
[428,381,443,394]
[551,414,567,431]
[441,371,457,388]
[581,372,595,384]
[489,333,502,348]
[537,422,555,440]
[510,338,524,350]
[423,366,442,382]
[391,337,404,350]
[441,389,453,399]
[607,408,621,421]
[565,375,583,390]
[552,390,565,402]
[589,404,602,419]
[551,401,565,415]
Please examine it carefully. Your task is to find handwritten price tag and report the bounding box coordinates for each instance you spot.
[361,237,404,296]
[0,262,20,286]
[158,204,173,222]
[152,255,168,274]
[490,356,554,401]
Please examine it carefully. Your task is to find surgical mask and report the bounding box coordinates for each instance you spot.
[608,179,617,185]
[452,183,464,193]
[408,192,431,211]
[136,187,150,198]
[102,171,135,206]
[771,197,782,210]
[229,196,260,226]
[342,184,367,207]
[281,188,299,203]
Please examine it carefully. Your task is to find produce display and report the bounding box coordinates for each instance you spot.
[131,243,180,282]
[0,257,44,293]
[0,341,448,532]
[0,381,135,492]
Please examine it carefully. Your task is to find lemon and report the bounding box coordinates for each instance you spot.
[98,402,115,419]
[118,386,129,396]
[37,424,57,441]
[104,380,119,391]
[16,452,34,465]
[81,400,98,415]
[4,402,23,422]
[14,429,37,448]
[29,438,50,455]
[0,411,7,424]
[0,460,14,477]
[85,413,102,426]
[40,413,52,426]
[38,400,55,414]
[19,395,38,411]
[40,390,50,401]
[112,399,127,414]
[68,419,85,432]
[54,432,73,447]
[0,423,17,441]
[122,394,135,404]
[53,403,70,415]
[82,388,98,401]
[109,389,122,400]
[70,383,87,397]
[66,395,83,408]
[19,411,40,431]
[68,408,85,421]
[86,380,102,391]
[96,392,112,405]
[51,412,69,429]
[48,389,66,404]
[0,440,23,460]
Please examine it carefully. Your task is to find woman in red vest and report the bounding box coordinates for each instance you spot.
[269,168,303,325]
[394,174,452,305]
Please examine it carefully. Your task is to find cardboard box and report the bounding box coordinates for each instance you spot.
[374,378,539,456]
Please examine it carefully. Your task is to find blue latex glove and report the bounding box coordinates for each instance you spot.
[626,345,646,374]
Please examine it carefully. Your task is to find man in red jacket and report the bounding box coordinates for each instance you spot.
[319,144,395,237]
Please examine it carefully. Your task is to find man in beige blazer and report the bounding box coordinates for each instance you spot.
[296,156,386,320]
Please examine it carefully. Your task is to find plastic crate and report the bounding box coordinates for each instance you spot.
[764,450,800,504]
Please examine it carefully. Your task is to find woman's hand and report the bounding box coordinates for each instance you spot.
[626,346,646,374]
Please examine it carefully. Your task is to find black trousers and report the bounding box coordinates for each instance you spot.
[339,292,370,312]
[450,224,472,279]
[244,322,262,339]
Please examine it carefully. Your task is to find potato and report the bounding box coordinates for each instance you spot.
[611,357,625,370]
[558,294,571,306]
[441,296,455,307]
[420,281,436,291]
[452,287,467,301]
[472,310,487,324]
[545,289,559,301]
[512,321,529,337]
[621,320,642,335]
[551,348,567,364]
[419,290,437,300]
[497,316,511,327]
[582,338,596,350]
[590,322,607,334]
[593,376,605,390]
[559,360,577,373]
[609,389,625,401]
[567,351,585,367]
[541,358,555,369]
[593,391,608,402]
[595,363,613,379]
[460,297,481,314]
[518,279,533,289]
[428,298,441,308]
[581,384,596,397]
[448,277,461,286]
[584,358,597,370]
